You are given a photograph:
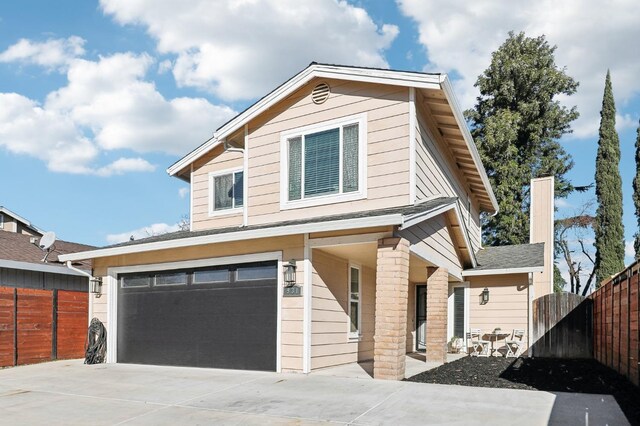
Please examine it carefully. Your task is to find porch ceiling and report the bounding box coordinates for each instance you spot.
[315,243,377,270]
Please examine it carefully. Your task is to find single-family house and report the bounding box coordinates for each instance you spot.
[60,63,554,380]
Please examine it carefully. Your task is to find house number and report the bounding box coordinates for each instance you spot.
[283,285,302,297]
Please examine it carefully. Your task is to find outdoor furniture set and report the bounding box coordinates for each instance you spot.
[465,328,524,357]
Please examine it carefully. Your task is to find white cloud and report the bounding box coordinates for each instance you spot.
[96,158,156,176]
[106,222,181,244]
[0,36,85,70]
[157,59,172,74]
[178,187,189,199]
[397,0,640,140]
[625,240,636,262]
[555,198,573,209]
[0,50,236,174]
[100,0,398,101]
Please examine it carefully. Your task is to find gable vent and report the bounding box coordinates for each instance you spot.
[311,83,330,104]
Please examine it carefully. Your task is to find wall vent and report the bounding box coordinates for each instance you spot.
[311,83,330,104]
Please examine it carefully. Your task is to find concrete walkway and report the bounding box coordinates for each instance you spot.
[0,360,628,425]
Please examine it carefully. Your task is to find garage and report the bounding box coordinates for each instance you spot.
[116,260,277,371]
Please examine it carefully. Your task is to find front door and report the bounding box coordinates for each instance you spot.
[416,285,427,351]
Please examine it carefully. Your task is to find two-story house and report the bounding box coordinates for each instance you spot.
[60,63,553,380]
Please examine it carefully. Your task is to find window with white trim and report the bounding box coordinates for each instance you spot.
[348,265,361,338]
[282,115,365,208]
[209,169,244,215]
[0,213,3,229]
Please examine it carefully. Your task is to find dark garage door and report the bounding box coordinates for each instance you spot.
[117,261,277,371]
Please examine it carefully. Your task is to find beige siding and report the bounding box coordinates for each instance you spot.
[246,78,410,225]
[467,274,530,349]
[310,249,375,370]
[530,177,554,298]
[191,146,244,231]
[399,214,462,278]
[414,96,482,253]
[92,235,305,372]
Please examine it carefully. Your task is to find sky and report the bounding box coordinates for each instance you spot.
[0,1,638,285]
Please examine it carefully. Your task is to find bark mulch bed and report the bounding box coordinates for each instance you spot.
[406,356,640,425]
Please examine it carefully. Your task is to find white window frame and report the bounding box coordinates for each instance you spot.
[0,213,3,229]
[208,167,245,217]
[279,113,368,210]
[447,282,470,346]
[348,263,362,340]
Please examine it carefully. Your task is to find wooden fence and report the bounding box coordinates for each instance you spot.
[0,287,88,367]
[531,292,593,358]
[592,263,639,386]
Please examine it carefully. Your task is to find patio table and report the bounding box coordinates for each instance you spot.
[485,329,511,356]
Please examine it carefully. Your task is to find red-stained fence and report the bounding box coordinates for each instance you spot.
[592,262,640,386]
[0,287,88,367]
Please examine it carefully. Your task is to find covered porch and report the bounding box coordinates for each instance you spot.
[308,223,466,380]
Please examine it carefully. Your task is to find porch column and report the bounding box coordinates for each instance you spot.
[425,266,448,363]
[373,237,409,380]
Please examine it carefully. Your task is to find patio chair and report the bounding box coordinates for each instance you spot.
[467,329,490,357]
[505,329,525,358]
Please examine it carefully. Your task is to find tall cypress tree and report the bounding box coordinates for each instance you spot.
[594,70,625,285]
[465,32,579,246]
[633,120,640,260]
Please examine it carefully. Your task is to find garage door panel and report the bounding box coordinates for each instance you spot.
[117,261,277,371]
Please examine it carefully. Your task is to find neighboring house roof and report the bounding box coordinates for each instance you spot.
[166,62,498,214]
[0,231,94,275]
[462,243,545,276]
[60,197,464,262]
[0,206,44,235]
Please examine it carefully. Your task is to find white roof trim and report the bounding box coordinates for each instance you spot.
[167,135,220,177]
[400,200,477,268]
[439,76,499,214]
[462,266,544,276]
[59,213,404,262]
[167,64,442,177]
[0,259,88,277]
[0,207,44,234]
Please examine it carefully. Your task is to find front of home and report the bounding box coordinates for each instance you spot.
[60,63,553,380]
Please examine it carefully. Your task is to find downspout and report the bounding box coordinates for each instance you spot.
[65,261,94,324]
[527,271,534,356]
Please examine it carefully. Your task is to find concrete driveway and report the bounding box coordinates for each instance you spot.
[0,360,628,425]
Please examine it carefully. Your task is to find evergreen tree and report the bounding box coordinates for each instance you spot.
[634,121,640,260]
[465,32,579,245]
[594,71,625,285]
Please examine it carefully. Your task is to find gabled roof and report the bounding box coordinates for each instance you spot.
[166,62,498,214]
[0,206,44,234]
[59,197,460,262]
[0,231,94,274]
[462,243,545,276]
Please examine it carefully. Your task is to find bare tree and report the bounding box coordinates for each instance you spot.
[177,214,190,231]
[555,201,597,296]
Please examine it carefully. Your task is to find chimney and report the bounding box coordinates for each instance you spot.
[530,176,555,297]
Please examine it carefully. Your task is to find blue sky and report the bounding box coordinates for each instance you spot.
[0,1,638,279]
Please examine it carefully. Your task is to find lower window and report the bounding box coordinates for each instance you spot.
[349,265,361,337]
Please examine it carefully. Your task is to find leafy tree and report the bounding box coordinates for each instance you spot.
[465,31,579,246]
[634,120,640,260]
[594,71,625,285]
[553,264,566,293]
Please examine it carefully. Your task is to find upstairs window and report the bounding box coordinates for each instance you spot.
[209,169,244,215]
[281,114,366,209]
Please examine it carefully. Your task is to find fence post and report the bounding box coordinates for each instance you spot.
[51,289,57,360]
[13,288,17,366]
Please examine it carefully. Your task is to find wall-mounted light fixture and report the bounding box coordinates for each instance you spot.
[481,287,490,305]
[90,277,103,296]
[283,260,297,287]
